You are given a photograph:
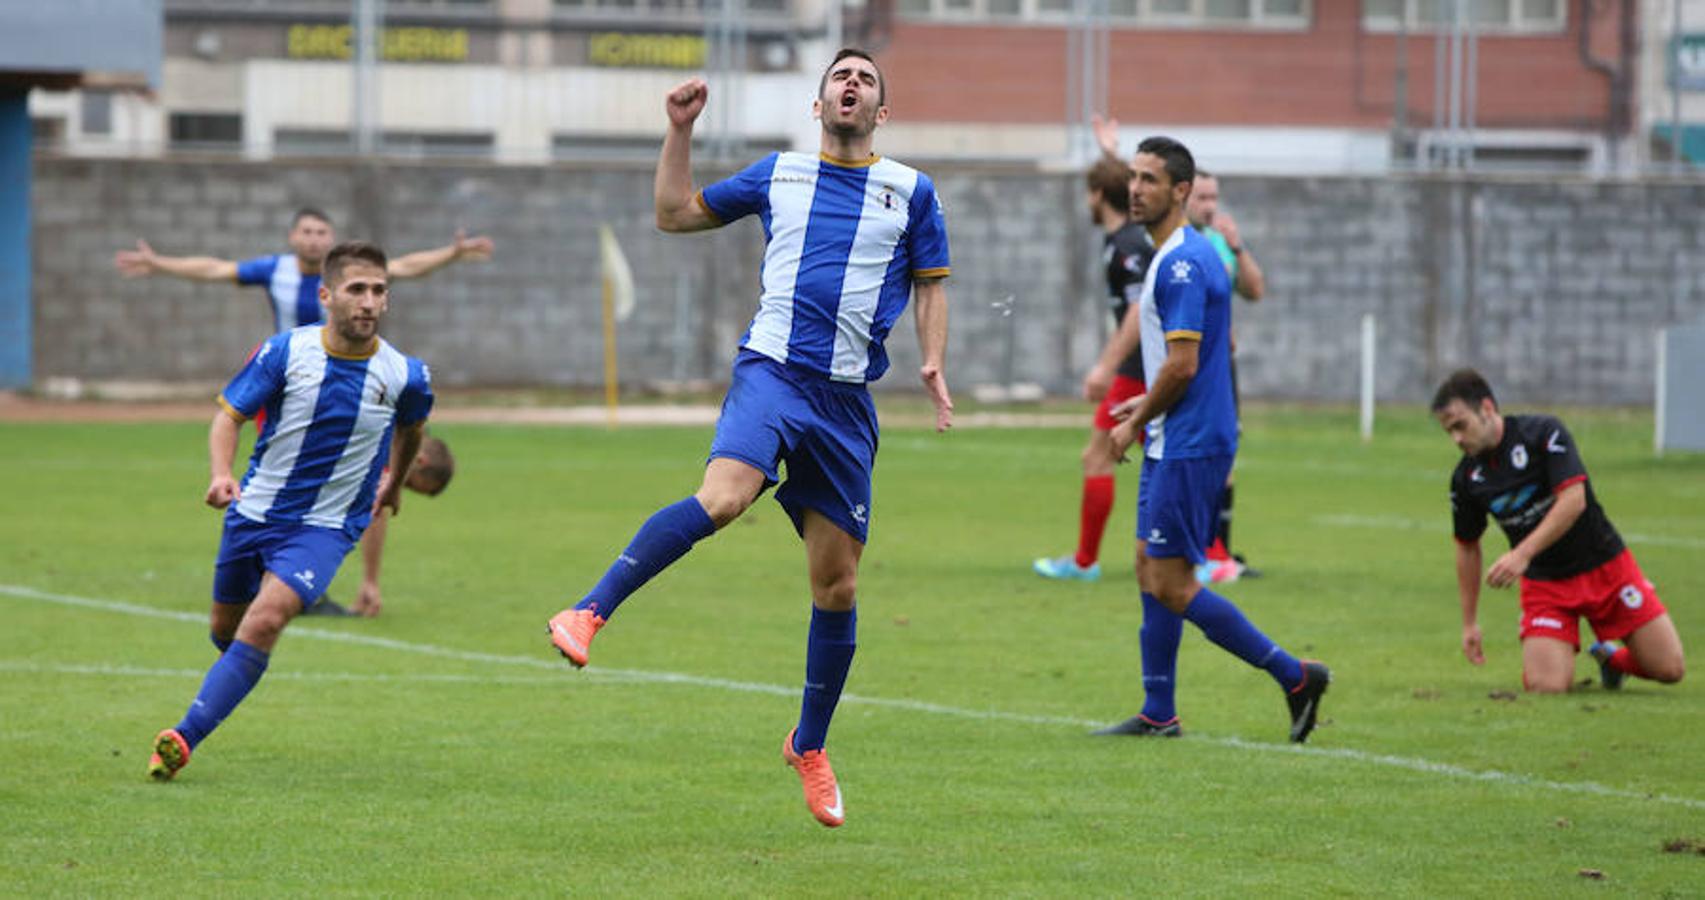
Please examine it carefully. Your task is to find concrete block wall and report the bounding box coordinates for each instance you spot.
[31,156,1705,406]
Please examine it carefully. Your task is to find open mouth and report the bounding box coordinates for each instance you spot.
[839,92,858,112]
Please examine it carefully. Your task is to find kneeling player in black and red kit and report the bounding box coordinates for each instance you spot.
[1432,369,1685,693]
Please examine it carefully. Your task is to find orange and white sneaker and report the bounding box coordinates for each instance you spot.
[547,607,605,668]
[782,728,844,828]
[147,729,190,782]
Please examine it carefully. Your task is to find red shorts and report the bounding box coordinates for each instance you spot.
[1093,375,1148,431]
[1518,549,1666,649]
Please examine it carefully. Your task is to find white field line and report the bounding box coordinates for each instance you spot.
[1313,513,1705,550]
[4,582,1701,811]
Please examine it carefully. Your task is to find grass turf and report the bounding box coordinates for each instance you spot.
[1,404,1701,895]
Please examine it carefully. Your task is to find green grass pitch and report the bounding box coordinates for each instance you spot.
[1,404,1701,895]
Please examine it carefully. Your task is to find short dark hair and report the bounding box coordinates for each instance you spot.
[292,207,332,228]
[1136,136,1196,188]
[819,47,885,106]
[1195,168,1214,180]
[1086,157,1132,212]
[1431,368,1497,412]
[409,435,455,496]
[323,241,388,287]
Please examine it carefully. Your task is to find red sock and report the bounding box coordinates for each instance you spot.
[1607,646,1649,678]
[1075,475,1115,568]
[1206,537,1231,563]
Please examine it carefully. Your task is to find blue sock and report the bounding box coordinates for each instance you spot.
[1182,588,1303,690]
[1139,592,1184,724]
[793,606,857,753]
[209,632,232,653]
[576,497,717,619]
[174,639,269,749]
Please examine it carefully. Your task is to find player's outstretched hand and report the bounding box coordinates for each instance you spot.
[1082,363,1113,403]
[1461,622,1485,666]
[453,228,495,262]
[1107,417,1139,463]
[921,364,953,432]
[1485,549,1528,589]
[1091,114,1121,161]
[205,475,239,509]
[1214,210,1242,248]
[666,78,708,127]
[373,473,404,517]
[353,581,383,618]
[115,239,157,277]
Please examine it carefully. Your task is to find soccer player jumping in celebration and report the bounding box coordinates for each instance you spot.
[546,49,953,828]
[1100,137,1329,742]
[1433,369,1685,692]
[147,242,434,781]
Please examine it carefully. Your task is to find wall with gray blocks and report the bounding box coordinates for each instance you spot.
[31,157,1705,406]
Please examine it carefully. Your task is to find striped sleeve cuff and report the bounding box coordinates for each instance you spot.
[217,395,249,423]
[693,192,724,225]
[912,267,951,279]
[1164,329,1202,342]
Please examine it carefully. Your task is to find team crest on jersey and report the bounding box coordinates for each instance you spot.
[877,186,898,211]
[1170,260,1192,283]
[1619,584,1644,609]
[1510,445,1528,470]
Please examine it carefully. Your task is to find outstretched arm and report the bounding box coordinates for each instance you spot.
[655,78,721,233]
[206,409,243,508]
[387,229,495,279]
[353,509,390,618]
[1455,538,1485,665]
[1214,213,1265,301]
[1485,482,1586,588]
[914,277,953,432]
[1107,337,1197,460]
[116,239,238,282]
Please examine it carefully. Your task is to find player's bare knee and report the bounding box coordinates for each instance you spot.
[811,575,857,611]
[694,488,751,526]
[1645,657,1684,683]
[1522,672,1572,693]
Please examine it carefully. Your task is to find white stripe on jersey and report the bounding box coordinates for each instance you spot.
[830,159,920,381]
[270,255,306,331]
[237,328,325,520]
[1139,226,1188,461]
[744,153,817,365]
[304,346,411,529]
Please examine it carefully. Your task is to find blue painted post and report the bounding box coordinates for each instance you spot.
[0,88,30,389]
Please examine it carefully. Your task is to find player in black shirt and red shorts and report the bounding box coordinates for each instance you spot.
[1032,157,1154,581]
[1432,369,1685,692]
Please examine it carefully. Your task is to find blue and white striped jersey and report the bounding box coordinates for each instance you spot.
[218,326,434,538]
[697,151,951,383]
[1138,225,1237,460]
[236,254,323,333]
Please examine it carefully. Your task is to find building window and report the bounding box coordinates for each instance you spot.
[169,113,242,149]
[553,0,790,16]
[1363,0,1564,32]
[895,0,1309,26]
[80,91,113,136]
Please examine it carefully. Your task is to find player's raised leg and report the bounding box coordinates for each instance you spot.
[150,574,301,780]
[782,510,861,827]
[548,458,757,666]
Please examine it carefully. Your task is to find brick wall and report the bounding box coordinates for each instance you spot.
[33,156,1705,406]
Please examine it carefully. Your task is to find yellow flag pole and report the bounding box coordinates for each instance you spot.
[602,277,617,429]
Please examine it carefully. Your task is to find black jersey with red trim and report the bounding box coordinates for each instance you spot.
[1449,414,1624,581]
[1105,221,1154,381]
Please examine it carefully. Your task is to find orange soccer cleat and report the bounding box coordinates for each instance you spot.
[147,729,191,782]
[547,607,605,669]
[782,728,845,828]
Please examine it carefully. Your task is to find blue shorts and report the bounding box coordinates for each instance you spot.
[709,350,879,543]
[213,513,355,609]
[1136,454,1234,564]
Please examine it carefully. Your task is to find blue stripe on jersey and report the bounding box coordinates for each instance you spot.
[866,247,912,382]
[236,254,322,332]
[266,357,368,521]
[788,161,871,373]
